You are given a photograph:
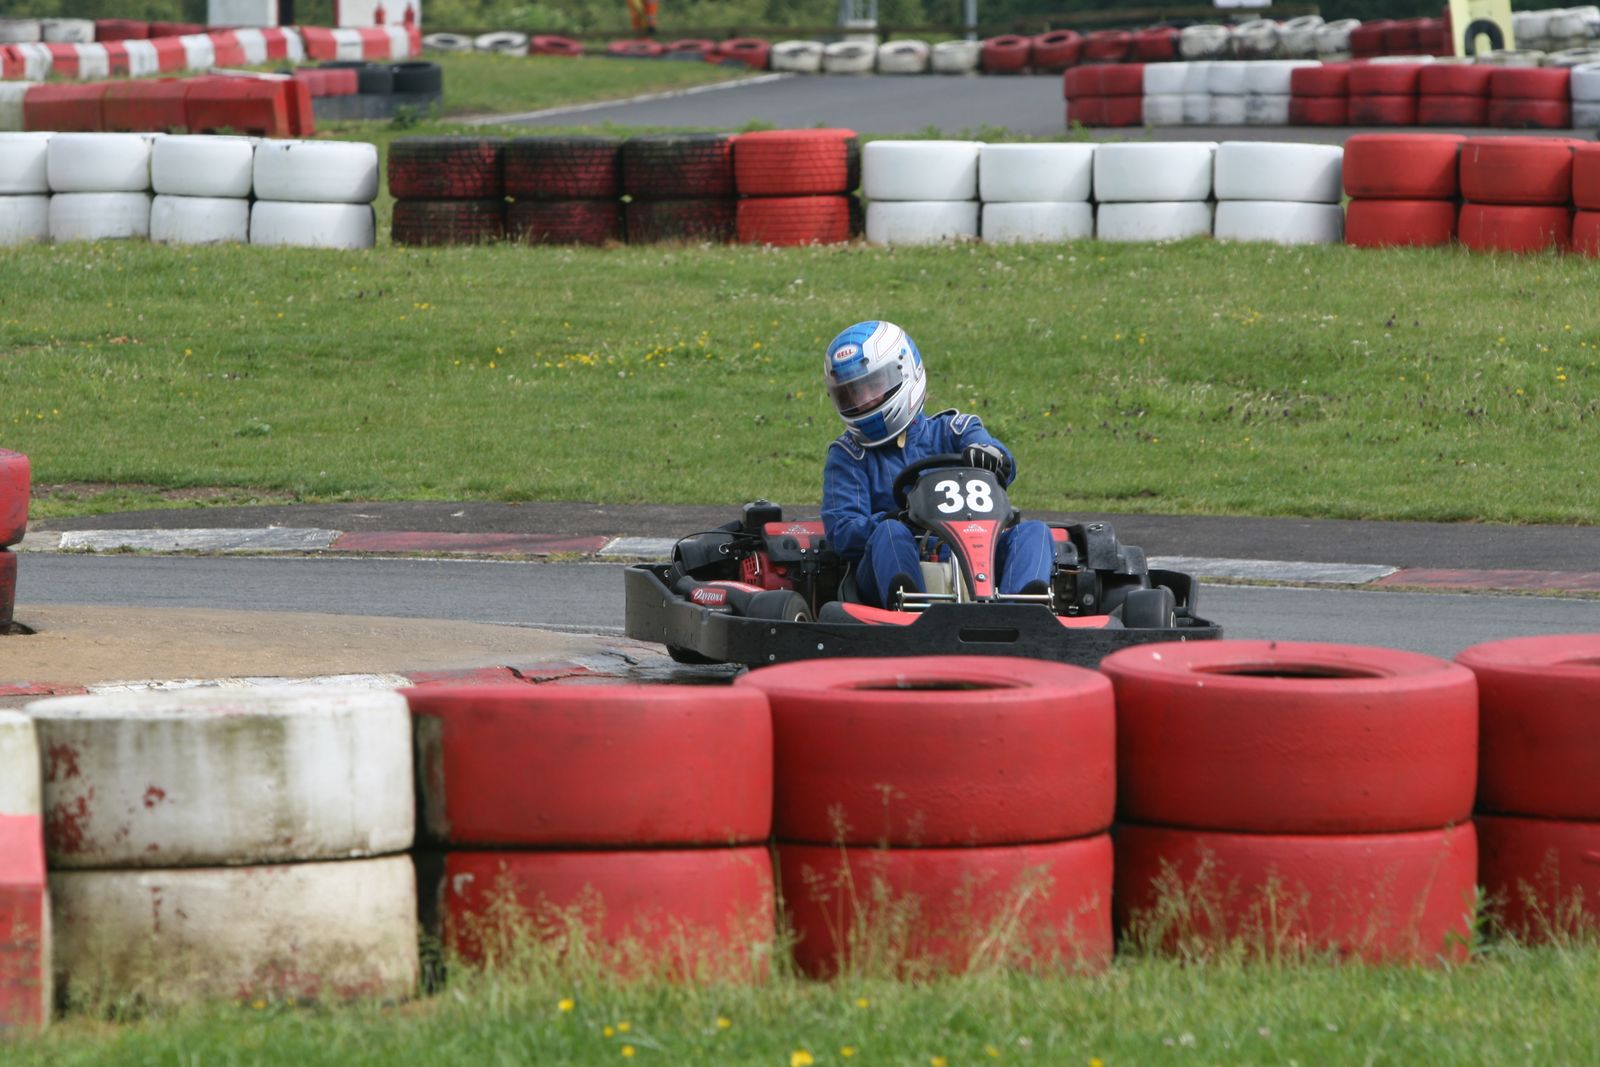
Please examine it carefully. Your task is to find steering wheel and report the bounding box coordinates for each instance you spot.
[890,453,970,510]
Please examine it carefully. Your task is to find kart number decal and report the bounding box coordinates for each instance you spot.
[934,478,994,514]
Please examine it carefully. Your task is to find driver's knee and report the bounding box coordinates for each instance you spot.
[862,520,924,607]
[999,520,1054,595]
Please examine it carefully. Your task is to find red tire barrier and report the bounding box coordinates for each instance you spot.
[1571,145,1600,210]
[95,19,150,41]
[1345,198,1459,247]
[1456,635,1600,820]
[1419,63,1493,96]
[388,137,505,200]
[1095,63,1144,95]
[736,196,853,246]
[665,38,716,56]
[0,803,47,1030]
[1349,62,1426,96]
[1348,94,1418,126]
[1343,133,1464,199]
[0,549,15,628]
[150,36,186,72]
[1030,30,1081,72]
[717,38,771,70]
[1491,66,1572,101]
[732,128,859,196]
[1477,814,1600,940]
[102,79,191,132]
[209,30,246,67]
[1081,30,1133,64]
[1417,95,1489,127]
[184,78,296,139]
[435,847,775,973]
[23,83,109,133]
[1067,96,1105,126]
[1289,96,1349,125]
[1101,640,1477,834]
[779,836,1113,977]
[1131,28,1177,62]
[1290,64,1349,97]
[1486,98,1572,130]
[1114,822,1478,962]
[626,198,736,243]
[504,136,621,199]
[391,200,505,246]
[1575,211,1600,256]
[408,684,770,847]
[1459,203,1572,253]
[1100,95,1144,127]
[1062,65,1096,97]
[981,35,1031,74]
[1349,21,1394,58]
[1460,137,1578,205]
[607,39,664,58]
[739,656,1113,847]
[507,200,624,245]
[1417,16,1451,55]
[622,133,734,199]
[0,450,29,549]
[1381,20,1421,54]
[529,34,583,56]
[296,26,336,61]
[357,27,390,60]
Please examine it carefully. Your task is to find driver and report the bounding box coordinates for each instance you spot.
[820,320,1054,609]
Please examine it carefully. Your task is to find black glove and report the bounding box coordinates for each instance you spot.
[962,443,1010,478]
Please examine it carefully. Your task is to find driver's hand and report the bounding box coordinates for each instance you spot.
[962,443,1009,477]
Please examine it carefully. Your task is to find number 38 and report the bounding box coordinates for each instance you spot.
[933,478,993,514]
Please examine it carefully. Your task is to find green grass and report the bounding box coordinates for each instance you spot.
[4,239,1598,524]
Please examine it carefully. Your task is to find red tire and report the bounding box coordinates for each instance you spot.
[529,34,583,56]
[504,136,621,200]
[738,656,1113,847]
[1490,66,1571,101]
[1573,145,1600,210]
[736,196,853,246]
[1343,133,1465,198]
[1080,30,1132,64]
[665,38,716,56]
[506,200,623,246]
[391,200,505,246]
[1477,814,1600,940]
[1131,28,1177,62]
[1349,62,1426,96]
[717,38,771,70]
[0,449,27,548]
[981,35,1031,74]
[732,128,858,196]
[1289,96,1349,126]
[607,39,664,58]
[406,684,771,847]
[1345,198,1458,247]
[1114,822,1478,962]
[625,198,735,243]
[1349,22,1392,58]
[1381,21,1421,54]
[1419,64,1493,96]
[1096,64,1144,96]
[1460,136,1579,205]
[1574,210,1600,256]
[1101,94,1144,127]
[1068,95,1105,127]
[1101,640,1477,834]
[1459,203,1572,253]
[1061,65,1098,97]
[1030,30,1081,73]
[434,848,775,973]
[1456,635,1600,820]
[779,836,1112,977]
[621,133,735,199]
[1348,94,1418,126]
[387,137,504,200]
[1486,98,1572,130]
[1416,94,1489,127]
[0,548,15,628]
[1290,64,1349,97]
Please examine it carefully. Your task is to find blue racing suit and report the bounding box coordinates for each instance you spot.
[821,409,1055,608]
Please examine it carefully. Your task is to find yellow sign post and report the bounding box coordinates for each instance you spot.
[1448,0,1516,57]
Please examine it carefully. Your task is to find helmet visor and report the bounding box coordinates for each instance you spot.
[828,361,905,418]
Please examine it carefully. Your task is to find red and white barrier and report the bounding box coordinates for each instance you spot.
[0,711,49,1033]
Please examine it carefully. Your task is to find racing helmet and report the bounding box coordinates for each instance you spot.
[823,320,926,447]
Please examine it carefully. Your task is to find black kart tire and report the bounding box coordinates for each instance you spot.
[391,61,444,95]
[1120,586,1177,629]
[391,199,505,246]
[745,590,813,623]
[504,136,622,200]
[621,133,735,199]
[388,136,505,200]
[667,645,721,665]
[625,198,735,244]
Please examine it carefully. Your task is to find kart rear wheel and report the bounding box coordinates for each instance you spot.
[667,644,720,665]
[1120,586,1176,629]
[745,589,813,623]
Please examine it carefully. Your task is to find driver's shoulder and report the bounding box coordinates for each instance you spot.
[828,432,866,462]
[925,407,983,436]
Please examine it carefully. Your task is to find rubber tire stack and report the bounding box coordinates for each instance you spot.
[1093,141,1215,242]
[251,140,378,249]
[406,685,775,977]
[1289,63,1350,126]
[1141,62,1187,127]
[738,657,1115,977]
[1457,136,1578,253]
[621,134,736,243]
[1064,64,1144,127]
[1348,61,1423,126]
[861,140,980,245]
[47,133,151,243]
[1573,62,1600,128]
[1103,640,1479,962]
[388,136,506,247]
[0,133,49,246]
[979,143,1094,243]
[0,711,48,1032]
[0,448,23,626]
[732,129,858,246]
[1342,133,1463,248]
[1488,67,1572,130]
[1207,61,1249,125]
[149,135,253,245]
[1457,635,1600,940]
[505,136,623,245]
[26,688,418,1004]
[1418,63,1492,127]
[1573,145,1600,255]
[1213,141,1344,245]
[1244,60,1317,125]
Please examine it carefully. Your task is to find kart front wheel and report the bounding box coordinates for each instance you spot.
[745,590,814,623]
[1120,587,1177,629]
[667,645,720,665]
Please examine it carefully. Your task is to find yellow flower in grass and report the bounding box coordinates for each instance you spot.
[932,1058,949,1067]
[855,997,870,1009]
[986,1047,1001,1059]
[558,998,575,1013]
[603,1026,615,1038]
[717,1017,732,1030]
[621,1046,635,1058]
[1090,1058,1105,1067]
[841,1048,857,1059]
[618,1022,632,1033]
[791,1052,816,1067]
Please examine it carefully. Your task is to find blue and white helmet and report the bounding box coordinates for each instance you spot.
[823,320,926,447]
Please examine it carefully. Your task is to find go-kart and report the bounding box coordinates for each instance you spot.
[623,453,1221,667]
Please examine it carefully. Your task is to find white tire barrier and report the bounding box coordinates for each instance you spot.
[1093,142,1215,202]
[978,143,1093,202]
[253,140,379,204]
[1214,201,1344,245]
[47,133,150,194]
[1280,15,1325,58]
[1207,60,1249,95]
[40,18,94,43]
[251,201,376,249]
[877,39,930,74]
[931,39,982,73]
[27,688,412,868]
[475,31,529,54]
[822,40,876,74]
[48,192,150,242]
[862,140,980,201]
[179,34,216,72]
[152,136,255,199]
[1182,92,1212,124]
[0,195,49,246]
[1210,94,1248,125]
[1180,24,1231,59]
[1232,19,1282,59]
[0,712,41,819]
[1244,59,1317,95]
[423,32,473,53]
[1096,201,1213,242]
[51,856,418,1006]
[1143,94,1186,126]
[14,42,51,81]
[982,201,1093,243]
[1214,141,1343,203]
[1573,62,1600,100]
[1144,62,1189,95]
[0,133,50,194]
[235,28,270,66]
[123,39,160,78]
[0,710,50,1033]
[73,43,109,81]
[1575,101,1600,127]
[1245,94,1291,125]
[865,201,979,245]
[0,18,42,44]
[771,40,824,73]
[1315,19,1359,59]
[0,84,28,132]
[151,195,251,245]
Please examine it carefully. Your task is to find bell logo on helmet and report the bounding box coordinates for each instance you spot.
[831,344,859,364]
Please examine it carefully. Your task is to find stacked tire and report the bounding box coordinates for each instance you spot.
[979,142,1094,243]
[0,449,24,628]
[738,658,1115,977]
[1458,636,1600,941]
[622,134,736,243]
[1243,59,1317,125]
[406,685,775,977]
[1288,62,1350,125]
[1104,641,1479,962]
[733,129,858,246]
[0,133,48,246]
[1417,63,1492,127]
[1348,61,1424,126]
[1093,142,1214,242]
[1206,61,1249,125]
[1064,63,1144,127]
[389,136,506,247]
[1141,61,1186,127]
[506,136,623,246]
[1573,62,1600,128]
[47,133,151,242]
[1574,145,1600,255]
[251,140,377,249]
[1343,133,1463,248]
[26,689,419,1004]
[150,135,253,245]
[1458,137,1577,253]
[0,711,48,1032]
[1488,66,1571,130]
[861,140,979,246]
[1213,141,1344,245]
